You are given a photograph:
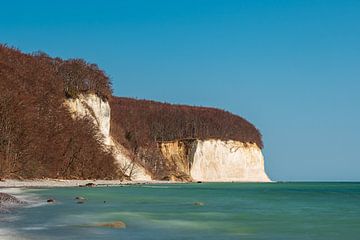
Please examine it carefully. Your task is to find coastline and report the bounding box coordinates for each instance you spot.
[0,179,274,188]
[0,179,179,188]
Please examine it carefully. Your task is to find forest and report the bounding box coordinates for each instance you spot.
[0,45,118,179]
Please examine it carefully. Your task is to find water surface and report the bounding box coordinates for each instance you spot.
[1,182,359,240]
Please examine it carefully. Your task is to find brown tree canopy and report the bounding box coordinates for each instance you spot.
[0,45,119,179]
[110,97,263,149]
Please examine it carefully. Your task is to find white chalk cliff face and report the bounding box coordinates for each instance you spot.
[190,140,270,182]
[65,94,152,181]
[160,140,270,182]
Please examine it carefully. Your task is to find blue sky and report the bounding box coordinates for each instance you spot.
[1,0,359,181]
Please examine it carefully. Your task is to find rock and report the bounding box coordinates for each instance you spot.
[193,201,205,206]
[0,193,24,205]
[79,182,97,187]
[85,183,96,187]
[75,196,86,201]
[0,192,26,213]
[74,196,86,204]
[95,221,126,229]
[47,198,55,203]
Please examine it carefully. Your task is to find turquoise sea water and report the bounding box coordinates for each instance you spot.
[1,182,360,240]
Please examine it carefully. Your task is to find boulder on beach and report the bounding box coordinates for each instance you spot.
[85,183,96,187]
[79,182,97,187]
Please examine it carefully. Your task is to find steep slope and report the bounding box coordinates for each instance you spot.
[0,45,120,179]
[65,94,151,181]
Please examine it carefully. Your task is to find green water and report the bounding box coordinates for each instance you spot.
[1,182,360,240]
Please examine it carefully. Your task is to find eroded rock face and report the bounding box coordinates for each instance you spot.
[159,139,270,182]
[158,140,197,180]
[65,94,152,181]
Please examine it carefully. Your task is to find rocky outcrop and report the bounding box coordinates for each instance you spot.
[65,94,152,181]
[159,139,270,182]
[0,192,26,213]
[0,192,24,205]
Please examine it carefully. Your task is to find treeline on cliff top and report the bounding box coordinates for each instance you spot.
[110,97,263,148]
[0,45,118,179]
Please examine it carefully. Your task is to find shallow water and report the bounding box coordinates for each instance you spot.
[1,182,360,240]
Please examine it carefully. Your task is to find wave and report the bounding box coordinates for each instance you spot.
[1,188,47,209]
[141,186,171,189]
[0,227,28,240]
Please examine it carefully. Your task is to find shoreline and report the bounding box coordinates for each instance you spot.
[0,179,275,188]
[0,179,180,188]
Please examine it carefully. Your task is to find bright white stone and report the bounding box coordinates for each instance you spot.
[65,94,152,181]
[190,140,270,182]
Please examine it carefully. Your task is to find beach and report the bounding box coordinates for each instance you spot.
[0,179,177,188]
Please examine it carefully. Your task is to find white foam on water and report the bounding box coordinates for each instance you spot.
[0,188,46,239]
[21,226,47,231]
[0,227,27,240]
[1,188,38,204]
[0,214,21,222]
[142,186,171,189]
[153,219,197,228]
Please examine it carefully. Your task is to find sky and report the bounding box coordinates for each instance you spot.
[1,0,359,181]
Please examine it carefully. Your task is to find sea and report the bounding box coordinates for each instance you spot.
[1,182,359,240]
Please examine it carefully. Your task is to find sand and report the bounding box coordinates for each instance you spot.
[0,179,178,188]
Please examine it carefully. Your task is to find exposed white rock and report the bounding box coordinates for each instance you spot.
[65,94,152,181]
[190,140,270,182]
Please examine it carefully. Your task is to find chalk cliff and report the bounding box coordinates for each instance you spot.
[65,94,152,181]
[65,94,270,182]
[159,140,270,182]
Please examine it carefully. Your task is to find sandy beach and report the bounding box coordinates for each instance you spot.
[0,179,178,188]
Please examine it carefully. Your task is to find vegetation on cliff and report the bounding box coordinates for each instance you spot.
[0,45,119,179]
